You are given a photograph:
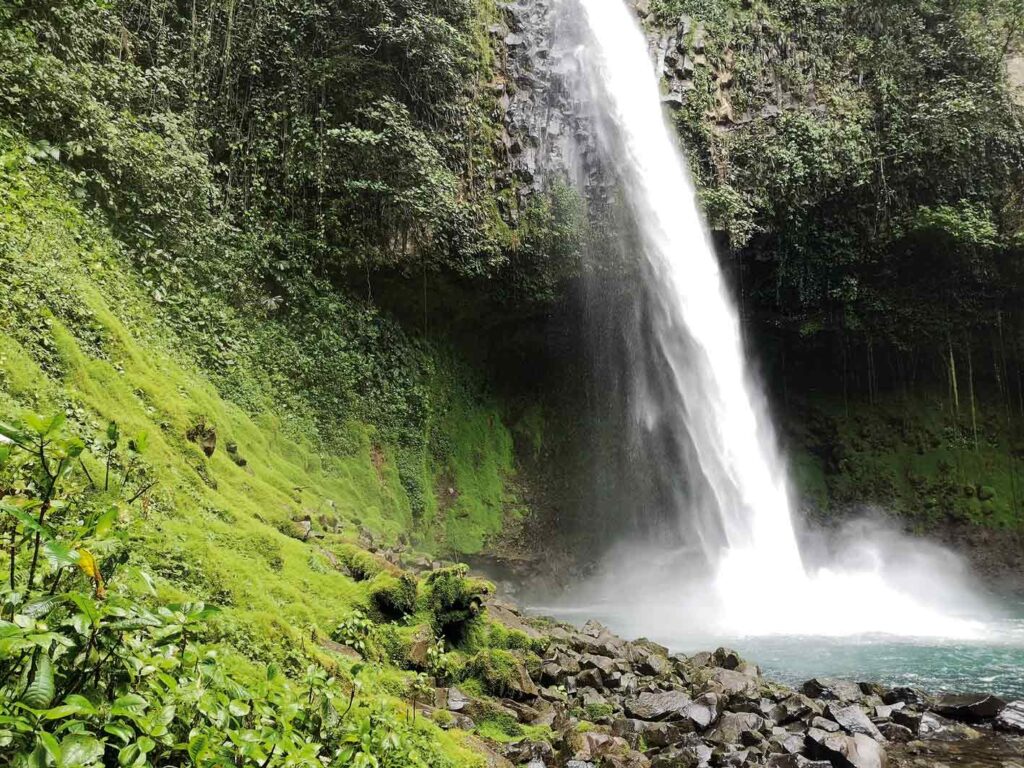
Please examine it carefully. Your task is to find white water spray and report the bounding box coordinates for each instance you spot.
[565,0,987,639]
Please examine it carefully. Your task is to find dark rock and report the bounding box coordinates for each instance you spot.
[576,668,604,690]
[612,718,692,748]
[933,692,1007,722]
[890,709,922,733]
[502,738,554,765]
[405,624,434,669]
[825,704,884,741]
[686,693,721,729]
[774,694,822,725]
[804,728,887,768]
[872,703,903,720]
[580,653,618,676]
[690,651,713,668]
[637,651,671,677]
[878,722,914,743]
[708,712,765,745]
[995,700,1024,733]
[649,738,712,768]
[767,730,805,755]
[713,648,743,670]
[802,678,864,703]
[881,687,929,707]
[625,690,693,721]
[661,92,685,109]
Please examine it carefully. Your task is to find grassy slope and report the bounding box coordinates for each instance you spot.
[0,137,523,764]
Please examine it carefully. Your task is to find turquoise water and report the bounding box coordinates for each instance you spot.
[707,628,1024,700]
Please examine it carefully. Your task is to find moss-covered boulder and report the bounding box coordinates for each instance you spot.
[464,648,538,700]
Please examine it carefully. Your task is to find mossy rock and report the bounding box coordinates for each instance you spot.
[368,572,418,620]
[333,543,398,581]
[463,648,537,699]
[422,565,492,643]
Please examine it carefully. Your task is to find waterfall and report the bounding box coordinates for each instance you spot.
[558,0,987,639]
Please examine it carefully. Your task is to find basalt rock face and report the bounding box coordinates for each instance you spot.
[442,597,1024,768]
[492,0,607,211]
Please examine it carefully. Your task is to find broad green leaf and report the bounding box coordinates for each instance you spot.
[228,699,250,717]
[0,501,50,538]
[187,733,209,763]
[22,595,62,619]
[38,730,61,760]
[22,653,55,709]
[59,734,104,767]
[24,412,66,438]
[43,694,97,719]
[93,507,118,537]
[0,421,29,446]
[102,723,133,744]
[110,693,148,718]
[44,540,79,570]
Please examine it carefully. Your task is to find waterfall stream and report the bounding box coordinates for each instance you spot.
[558,0,990,640]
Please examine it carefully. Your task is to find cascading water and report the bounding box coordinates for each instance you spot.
[556,0,992,640]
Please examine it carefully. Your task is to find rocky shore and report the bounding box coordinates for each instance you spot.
[432,594,1024,768]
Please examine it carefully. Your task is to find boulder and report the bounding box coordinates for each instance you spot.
[502,739,554,765]
[804,728,887,768]
[708,712,765,745]
[572,731,630,762]
[933,692,1007,722]
[581,653,618,676]
[880,687,928,707]
[774,694,822,725]
[405,624,434,669]
[810,716,841,733]
[686,693,722,729]
[802,678,864,703]
[649,738,713,768]
[767,730,805,755]
[710,668,760,698]
[878,722,913,743]
[447,687,470,712]
[577,668,604,690]
[891,710,980,741]
[712,648,744,670]
[612,718,693,748]
[625,690,693,721]
[825,704,884,741]
[995,700,1024,733]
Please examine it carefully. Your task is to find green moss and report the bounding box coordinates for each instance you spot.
[369,572,419,620]
[422,565,492,643]
[463,648,523,698]
[790,392,1024,528]
[585,702,615,719]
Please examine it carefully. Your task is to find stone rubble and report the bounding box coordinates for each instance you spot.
[432,596,1024,768]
